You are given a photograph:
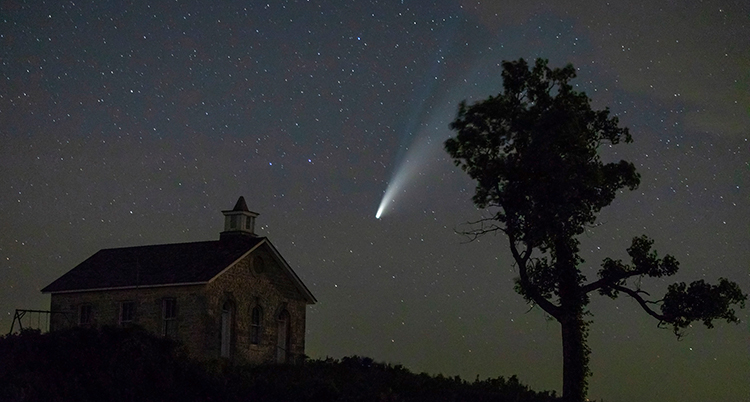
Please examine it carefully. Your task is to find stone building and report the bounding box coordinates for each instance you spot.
[41,197,316,363]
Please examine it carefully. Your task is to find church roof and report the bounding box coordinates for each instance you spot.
[41,237,316,303]
[223,196,258,216]
[233,196,250,212]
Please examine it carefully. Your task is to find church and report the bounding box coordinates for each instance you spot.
[41,197,316,363]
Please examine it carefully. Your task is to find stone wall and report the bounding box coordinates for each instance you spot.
[49,284,207,355]
[205,243,308,363]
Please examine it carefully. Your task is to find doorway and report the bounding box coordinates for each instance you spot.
[276,310,290,363]
[221,301,234,358]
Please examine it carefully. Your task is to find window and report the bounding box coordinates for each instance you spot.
[245,216,254,231]
[79,304,92,326]
[253,256,265,274]
[162,298,177,338]
[250,306,263,345]
[119,301,135,326]
[230,215,238,229]
[221,301,234,358]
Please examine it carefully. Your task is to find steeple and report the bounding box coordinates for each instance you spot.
[220,196,259,239]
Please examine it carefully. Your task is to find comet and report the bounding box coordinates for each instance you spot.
[375,19,461,219]
[375,167,408,219]
[375,134,438,219]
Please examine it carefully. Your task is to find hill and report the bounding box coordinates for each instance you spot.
[0,327,557,402]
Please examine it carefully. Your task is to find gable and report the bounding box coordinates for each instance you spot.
[209,240,316,304]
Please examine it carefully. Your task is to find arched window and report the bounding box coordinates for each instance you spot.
[221,301,234,358]
[276,309,291,363]
[250,305,263,345]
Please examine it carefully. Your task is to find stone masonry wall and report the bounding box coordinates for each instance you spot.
[205,243,308,364]
[49,284,207,356]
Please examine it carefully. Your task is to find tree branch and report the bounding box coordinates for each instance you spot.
[581,269,643,294]
[611,284,668,322]
[582,235,680,295]
[454,217,504,242]
[510,235,561,320]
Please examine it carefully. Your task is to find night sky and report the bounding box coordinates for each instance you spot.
[2,1,749,401]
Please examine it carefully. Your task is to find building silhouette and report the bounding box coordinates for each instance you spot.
[42,197,316,363]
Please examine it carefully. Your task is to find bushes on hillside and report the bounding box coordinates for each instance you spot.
[0,327,214,402]
[0,327,556,402]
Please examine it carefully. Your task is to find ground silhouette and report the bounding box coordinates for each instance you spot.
[0,326,557,402]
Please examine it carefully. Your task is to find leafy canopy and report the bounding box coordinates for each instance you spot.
[446,58,639,254]
[446,57,746,402]
[446,57,746,337]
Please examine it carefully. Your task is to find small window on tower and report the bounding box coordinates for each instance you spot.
[245,216,253,230]
[230,215,238,229]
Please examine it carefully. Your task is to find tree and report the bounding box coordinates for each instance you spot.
[445,58,747,402]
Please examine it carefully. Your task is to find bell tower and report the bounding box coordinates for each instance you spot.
[220,196,259,239]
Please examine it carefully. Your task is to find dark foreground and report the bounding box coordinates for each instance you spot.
[0,327,557,402]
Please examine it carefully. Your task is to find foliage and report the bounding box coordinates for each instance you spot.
[446,59,639,253]
[445,58,747,402]
[0,326,557,402]
[0,326,213,402]
[226,355,556,402]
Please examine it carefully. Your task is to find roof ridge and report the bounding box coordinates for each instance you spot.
[98,239,222,251]
[42,237,268,293]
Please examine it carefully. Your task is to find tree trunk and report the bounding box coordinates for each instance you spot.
[555,239,589,402]
[561,315,587,402]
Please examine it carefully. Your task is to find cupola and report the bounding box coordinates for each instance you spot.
[220,196,259,239]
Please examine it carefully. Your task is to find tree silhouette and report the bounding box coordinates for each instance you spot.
[445,58,747,402]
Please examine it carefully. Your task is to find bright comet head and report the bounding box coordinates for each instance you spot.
[375,135,437,219]
[375,173,404,219]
